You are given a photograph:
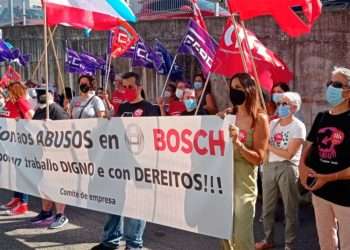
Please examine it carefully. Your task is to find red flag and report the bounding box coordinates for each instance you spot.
[0,66,21,87]
[227,0,322,37]
[191,0,208,31]
[212,18,293,91]
[111,20,139,58]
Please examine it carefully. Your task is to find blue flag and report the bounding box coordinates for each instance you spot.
[65,48,106,75]
[65,48,82,73]
[152,39,184,80]
[0,39,16,62]
[132,38,154,69]
[178,19,217,75]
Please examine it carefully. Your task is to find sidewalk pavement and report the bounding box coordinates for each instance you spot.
[0,189,319,250]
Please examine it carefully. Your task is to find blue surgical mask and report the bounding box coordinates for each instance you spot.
[184,99,197,112]
[277,105,291,118]
[193,81,203,90]
[326,85,344,107]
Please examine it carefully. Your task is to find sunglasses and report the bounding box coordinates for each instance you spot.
[326,81,345,89]
[122,85,136,89]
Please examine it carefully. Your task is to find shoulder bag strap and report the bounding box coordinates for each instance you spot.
[78,96,95,119]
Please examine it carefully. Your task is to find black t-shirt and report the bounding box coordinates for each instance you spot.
[306,110,350,206]
[181,107,208,116]
[33,103,69,120]
[117,100,159,117]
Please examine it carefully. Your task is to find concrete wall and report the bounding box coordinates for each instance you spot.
[1,9,350,129]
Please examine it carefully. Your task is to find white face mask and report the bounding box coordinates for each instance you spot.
[175,88,184,99]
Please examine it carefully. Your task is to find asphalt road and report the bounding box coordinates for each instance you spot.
[0,189,319,250]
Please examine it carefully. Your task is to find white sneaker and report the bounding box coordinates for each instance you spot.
[48,214,69,229]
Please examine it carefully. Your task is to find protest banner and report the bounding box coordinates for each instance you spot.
[0,116,234,239]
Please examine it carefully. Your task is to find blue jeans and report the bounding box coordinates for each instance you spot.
[14,192,28,203]
[102,214,146,248]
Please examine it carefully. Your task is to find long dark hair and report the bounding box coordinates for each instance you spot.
[230,73,264,126]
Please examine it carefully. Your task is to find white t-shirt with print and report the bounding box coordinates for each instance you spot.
[269,117,306,165]
[71,94,105,119]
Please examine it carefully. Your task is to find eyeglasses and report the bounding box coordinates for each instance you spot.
[276,102,289,106]
[326,81,345,89]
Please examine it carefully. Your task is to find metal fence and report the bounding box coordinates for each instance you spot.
[132,0,226,20]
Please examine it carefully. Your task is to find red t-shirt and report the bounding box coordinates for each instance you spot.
[0,97,31,119]
[111,89,125,114]
[167,100,186,116]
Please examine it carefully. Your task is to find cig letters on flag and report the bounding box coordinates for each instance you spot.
[178,19,217,75]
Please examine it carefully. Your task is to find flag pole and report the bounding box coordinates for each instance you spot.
[104,55,113,92]
[155,72,159,96]
[48,27,66,98]
[31,25,57,81]
[160,54,178,97]
[104,31,112,91]
[43,0,50,120]
[241,20,267,112]
[231,14,248,72]
[195,71,211,115]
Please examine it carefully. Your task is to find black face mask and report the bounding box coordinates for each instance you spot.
[80,84,90,93]
[230,88,246,106]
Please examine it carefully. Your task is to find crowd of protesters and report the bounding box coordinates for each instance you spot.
[0,66,350,250]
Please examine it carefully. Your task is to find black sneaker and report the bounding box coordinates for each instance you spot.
[90,243,118,250]
[30,210,54,224]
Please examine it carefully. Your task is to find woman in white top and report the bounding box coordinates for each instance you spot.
[70,75,106,119]
[256,92,306,250]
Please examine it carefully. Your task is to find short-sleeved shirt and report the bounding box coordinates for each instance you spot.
[306,110,350,207]
[269,117,306,165]
[117,100,158,117]
[0,97,31,119]
[167,100,186,116]
[71,94,105,119]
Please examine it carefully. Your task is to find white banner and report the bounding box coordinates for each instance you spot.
[0,116,234,239]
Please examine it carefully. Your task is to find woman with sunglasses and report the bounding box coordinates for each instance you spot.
[256,92,306,250]
[222,73,269,250]
[299,67,350,250]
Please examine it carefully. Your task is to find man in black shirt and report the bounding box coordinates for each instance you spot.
[92,72,153,250]
[117,72,158,117]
